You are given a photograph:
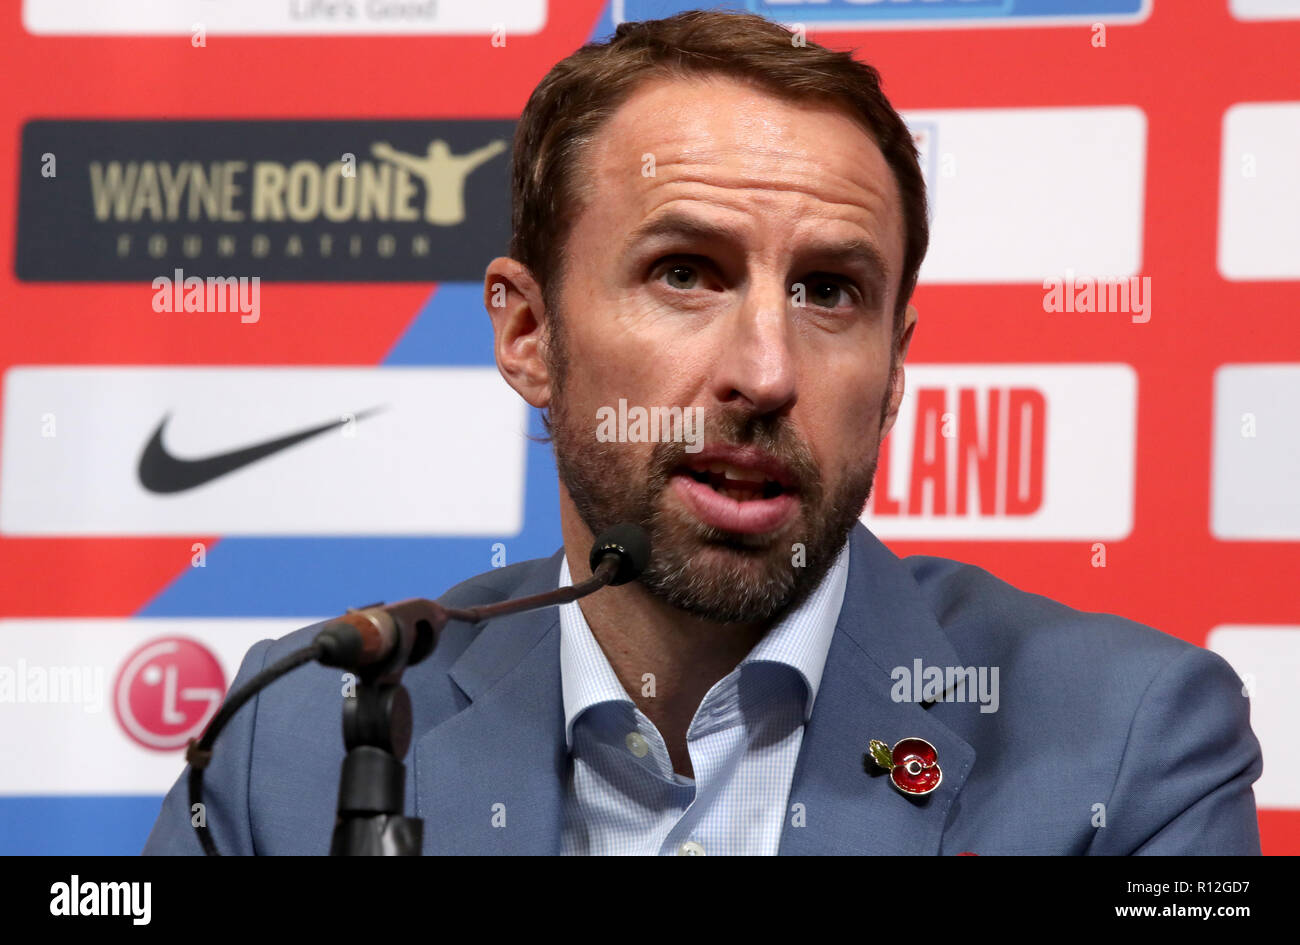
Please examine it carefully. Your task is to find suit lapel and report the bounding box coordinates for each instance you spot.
[413,552,568,855]
[779,525,976,855]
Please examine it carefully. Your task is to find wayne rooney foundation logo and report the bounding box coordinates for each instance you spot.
[113,637,226,751]
[16,119,512,281]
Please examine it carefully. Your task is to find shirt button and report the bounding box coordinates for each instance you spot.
[625,732,649,758]
[678,841,707,856]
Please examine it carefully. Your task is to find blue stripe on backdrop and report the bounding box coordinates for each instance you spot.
[0,797,168,856]
[609,0,1144,26]
[384,283,500,367]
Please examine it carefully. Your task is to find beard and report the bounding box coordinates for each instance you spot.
[545,322,889,625]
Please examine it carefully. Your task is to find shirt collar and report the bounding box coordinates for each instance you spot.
[557,538,851,750]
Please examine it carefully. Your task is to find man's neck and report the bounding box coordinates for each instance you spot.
[563,525,769,779]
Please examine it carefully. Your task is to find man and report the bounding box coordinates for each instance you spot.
[144,10,1262,855]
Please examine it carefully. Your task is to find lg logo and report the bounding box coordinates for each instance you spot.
[113,637,225,751]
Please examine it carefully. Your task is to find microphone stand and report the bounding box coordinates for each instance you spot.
[329,598,428,856]
[328,555,626,855]
[333,679,422,854]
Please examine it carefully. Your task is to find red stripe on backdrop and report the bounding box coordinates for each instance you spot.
[0,4,607,121]
[0,537,218,617]
[0,284,432,365]
[1259,810,1300,857]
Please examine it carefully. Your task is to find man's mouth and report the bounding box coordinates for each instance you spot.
[669,450,800,535]
[681,462,788,501]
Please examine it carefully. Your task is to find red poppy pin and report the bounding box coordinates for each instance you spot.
[867,737,942,796]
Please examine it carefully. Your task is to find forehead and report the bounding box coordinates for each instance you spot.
[578,72,905,278]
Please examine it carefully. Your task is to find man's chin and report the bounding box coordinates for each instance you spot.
[678,533,793,580]
[641,569,799,626]
[635,513,806,624]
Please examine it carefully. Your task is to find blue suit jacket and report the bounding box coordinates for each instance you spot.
[143,523,1263,855]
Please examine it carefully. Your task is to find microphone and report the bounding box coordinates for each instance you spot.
[587,521,652,586]
[314,523,652,673]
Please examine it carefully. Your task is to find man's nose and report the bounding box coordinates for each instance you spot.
[709,279,797,416]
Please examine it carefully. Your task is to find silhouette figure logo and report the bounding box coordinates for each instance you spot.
[370,138,507,224]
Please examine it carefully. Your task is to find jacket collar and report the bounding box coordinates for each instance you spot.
[414,524,976,855]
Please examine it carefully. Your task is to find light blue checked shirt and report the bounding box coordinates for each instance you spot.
[557,539,850,856]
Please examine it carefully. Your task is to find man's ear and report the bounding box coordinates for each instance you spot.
[483,257,553,410]
[881,302,918,440]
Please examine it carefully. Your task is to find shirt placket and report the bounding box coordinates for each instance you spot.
[657,674,748,855]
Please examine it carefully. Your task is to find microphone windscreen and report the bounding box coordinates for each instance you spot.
[589,523,652,586]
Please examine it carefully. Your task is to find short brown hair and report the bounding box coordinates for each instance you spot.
[509,8,929,342]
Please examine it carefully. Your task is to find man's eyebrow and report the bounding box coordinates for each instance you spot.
[622,211,743,253]
[623,210,892,288]
[803,238,892,290]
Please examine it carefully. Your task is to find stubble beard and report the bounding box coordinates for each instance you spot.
[544,310,892,626]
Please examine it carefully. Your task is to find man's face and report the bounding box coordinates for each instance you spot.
[540,74,913,625]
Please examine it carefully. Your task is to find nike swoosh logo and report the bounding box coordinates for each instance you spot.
[138,407,384,494]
